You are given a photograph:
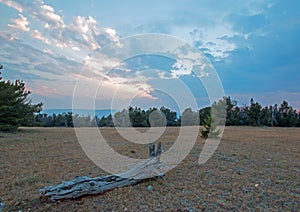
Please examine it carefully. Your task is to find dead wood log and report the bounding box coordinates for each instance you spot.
[40,142,165,202]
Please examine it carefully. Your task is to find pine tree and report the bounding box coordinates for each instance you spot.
[200,113,220,139]
[200,98,226,139]
[0,65,43,132]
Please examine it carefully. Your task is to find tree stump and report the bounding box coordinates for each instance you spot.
[40,142,165,202]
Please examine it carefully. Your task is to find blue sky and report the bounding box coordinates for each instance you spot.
[0,0,299,111]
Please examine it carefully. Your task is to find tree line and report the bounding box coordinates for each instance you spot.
[31,96,300,128]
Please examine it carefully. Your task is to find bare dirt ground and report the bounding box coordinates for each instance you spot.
[0,126,299,211]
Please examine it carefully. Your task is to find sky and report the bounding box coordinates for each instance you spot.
[0,0,299,111]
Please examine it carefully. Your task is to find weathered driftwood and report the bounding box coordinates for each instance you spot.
[40,142,165,202]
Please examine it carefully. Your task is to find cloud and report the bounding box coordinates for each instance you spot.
[2,0,121,52]
[0,33,84,82]
[170,62,191,78]
[43,49,53,55]
[1,0,65,28]
[190,24,238,61]
[104,27,122,47]
[0,0,23,12]
[81,53,156,100]
[72,71,155,102]
[1,0,124,100]
[67,15,101,50]
[38,3,65,28]
[32,29,50,44]
[214,1,300,97]
[72,15,96,34]
[8,13,30,32]
[72,46,80,51]
[42,15,122,52]
[29,84,61,97]
[2,0,298,110]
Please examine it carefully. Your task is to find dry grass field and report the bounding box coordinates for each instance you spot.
[0,126,299,211]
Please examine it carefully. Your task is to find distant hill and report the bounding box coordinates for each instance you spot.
[42,109,117,117]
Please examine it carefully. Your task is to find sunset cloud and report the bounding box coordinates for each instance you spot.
[0,0,299,110]
[8,13,30,32]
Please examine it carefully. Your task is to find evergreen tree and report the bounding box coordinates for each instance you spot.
[114,109,131,127]
[200,113,220,139]
[65,112,74,127]
[260,106,272,126]
[181,108,199,126]
[199,106,211,125]
[148,108,166,127]
[160,106,177,126]
[0,65,43,132]
[223,96,240,126]
[246,98,262,126]
[276,101,298,127]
